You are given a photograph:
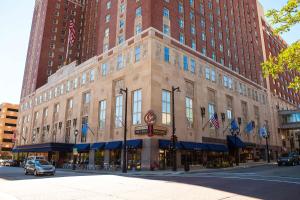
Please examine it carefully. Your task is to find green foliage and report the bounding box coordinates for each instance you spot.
[262,0,300,91]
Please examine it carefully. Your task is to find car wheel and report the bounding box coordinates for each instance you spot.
[34,170,38,176]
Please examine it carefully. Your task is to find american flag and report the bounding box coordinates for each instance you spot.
[210,113,220,129]
[68,20,76,46]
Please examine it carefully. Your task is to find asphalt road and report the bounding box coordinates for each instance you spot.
[0,165,299,200]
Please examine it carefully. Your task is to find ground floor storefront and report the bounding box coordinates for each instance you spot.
[12,138,281,170]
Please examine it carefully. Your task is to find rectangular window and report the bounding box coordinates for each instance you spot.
[90,69,95,81]
[190,59,195,74]
[115,95,123,128]
[102,63,108,76]
[99,100,106,129]
[163,7,169,18]
[185,97,193,128]
[135,46,141,62]
[117,54,123,70]
[163,24,170,35]
[205,67,210,80]
[135,24,142,34]
[208,103,215,118]
[183,55,188,71]
[164,47,170,62]
[211,69,216,82]
[179,33,185,44]
[74,78,78,89]
[132,89,142,125]
[83,92,91,104]
[162,90,171,125]
[136,7,142,17]
[81,72,86,85]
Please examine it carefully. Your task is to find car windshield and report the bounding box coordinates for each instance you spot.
[35,160,50,166]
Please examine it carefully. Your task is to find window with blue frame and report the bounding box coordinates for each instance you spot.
[190,59,195,74]
[135,46,141,62]
[183,55,188,71]
[164,47,170,62]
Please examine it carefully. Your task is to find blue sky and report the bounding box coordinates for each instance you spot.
[0,0,299,104]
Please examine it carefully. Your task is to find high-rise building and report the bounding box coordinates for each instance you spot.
[0,103,19,158]
[16,0,299,169]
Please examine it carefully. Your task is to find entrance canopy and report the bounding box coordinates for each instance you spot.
[90,142,106,150]
[181,141,209,151]
[12,143,74,153]
[105,141,122,150]
[227,136,246,148]
[206,143,228,152]
[158,139,183,149]
[126,139,143,149]
[74,143,90,152]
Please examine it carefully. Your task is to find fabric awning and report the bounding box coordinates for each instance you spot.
[74,143,90,152]
[126,139,143,149]
[158,139,182,149]
[90,142,105,150]
[227,135,246,148]
[105,141,122,150]
[206,143,228,152]
[181,141,209,151]
[12,143,74,153]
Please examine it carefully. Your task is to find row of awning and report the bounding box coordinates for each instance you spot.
[12,136,245,153]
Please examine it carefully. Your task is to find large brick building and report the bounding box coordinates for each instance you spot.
[16,0,299,169]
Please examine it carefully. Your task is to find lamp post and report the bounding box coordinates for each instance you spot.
[120,87,128,173]
[264,122,270,163]
[171,86,180,171]
[230,117,241,166]
[72,118,78,170]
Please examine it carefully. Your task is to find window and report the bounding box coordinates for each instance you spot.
[164,47,170,62]
[67,98,73,109]
[99,100,106,129]
[104,28,109,37]
[115,95,123,128]
[163,24,170,35]
[102,63,108,76]
[211,69,216,82]
[136,7,142,17]
[74,78,78,89]
[208,103,215,118]
[135,46,141,62]
[179,18,184,28]
[185,97,193,127]
[201,32,206,41]
[205,68,210,80]
[179,33,185,44]
[105,14,110,23]
[191,25,195,35]
[183,55,188,71]
[106,1,111,9]
[162,90,171,125]
[66,80,71,92]
[132,89,142,125]
[81,72,86,84]
[83,92,91,104]
[120,3,125,13]
[88,69,95,82]
[190,59,195,74]
[117,54,123,70]
[191,40,196,50]
[118,35,124,44]
[178,2,183,13]
[119,19,125,29]
[163,7,169,18]
[135,24,142,34]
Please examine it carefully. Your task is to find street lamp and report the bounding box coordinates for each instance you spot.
[72,118,78,170]
[171,86,180,171]
[120,87,128,173]
[264,121,270,163]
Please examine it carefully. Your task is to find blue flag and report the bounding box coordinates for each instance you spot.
[82,123,88,137]
[245,121,254,134]
[259,127,267,137]
[230,119,239,131]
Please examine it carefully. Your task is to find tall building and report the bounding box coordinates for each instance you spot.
[0,103,19,158]
[16,1,299,169]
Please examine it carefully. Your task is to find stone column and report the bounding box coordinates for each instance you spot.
[89,150,95,166]
[141,138,159,170]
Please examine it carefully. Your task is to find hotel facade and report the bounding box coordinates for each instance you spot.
[15,0,299,169]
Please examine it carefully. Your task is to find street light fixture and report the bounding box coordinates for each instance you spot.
[230,117,241,166]
[171,86,180,171]
[120,87,128,173]
[264,121,270,163]
[72,118,78,170]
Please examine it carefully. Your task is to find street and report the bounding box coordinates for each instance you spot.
[0,165,300,200]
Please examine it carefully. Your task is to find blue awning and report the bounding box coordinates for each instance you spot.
[90,142,105,150]
[158,139,182,149]
[12,148,19,153]
[206,143,228,152]
[105,141,122,150]
[12,143,74,153]
[227,135,246,148]
[181,141,209,151]
[74,143,90,152]
[126,139,143,149]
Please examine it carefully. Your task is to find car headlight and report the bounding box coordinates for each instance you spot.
[287,159,290,162]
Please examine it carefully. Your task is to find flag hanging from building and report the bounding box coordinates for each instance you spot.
[210,113,220,129]
[259,127,267,138]
[245,121,255,134]
[230,119,239,132]
[68,20,76,46]
[82,123,88,137]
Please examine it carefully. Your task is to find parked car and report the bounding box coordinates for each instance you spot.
[0,159,7,166]
[278,152,300,166]
[24,160,55,176]
[3,160,19,167]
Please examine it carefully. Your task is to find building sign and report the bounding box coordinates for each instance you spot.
[135,125,168,136]
[144,110,157,137]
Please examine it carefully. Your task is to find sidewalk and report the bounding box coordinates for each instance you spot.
[57,161,276,176]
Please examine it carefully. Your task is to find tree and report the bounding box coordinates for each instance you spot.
[262,0,300,90]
